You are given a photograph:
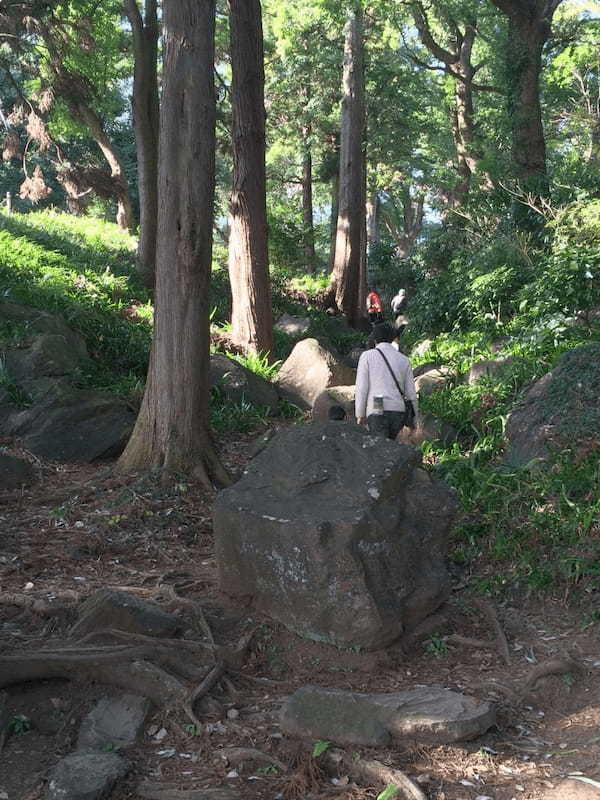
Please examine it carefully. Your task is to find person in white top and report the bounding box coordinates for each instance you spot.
[355,322,418,440]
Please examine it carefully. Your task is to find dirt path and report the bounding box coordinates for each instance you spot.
[1,436,599,800]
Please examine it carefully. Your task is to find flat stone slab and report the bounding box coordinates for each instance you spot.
[70,589,179,639]
[78,693,151,751]
[47,751,129,800]
[281,685,495,747]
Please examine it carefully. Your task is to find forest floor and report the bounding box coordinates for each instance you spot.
[1,431,600,800]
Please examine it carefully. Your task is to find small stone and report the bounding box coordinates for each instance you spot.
[154,727,168,741]
[146,725,159,737]
[226,770,239,779]
[78,694,150,751]
[226,708,239,720]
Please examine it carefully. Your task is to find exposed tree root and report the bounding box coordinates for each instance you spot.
[447,634,495,651]
[473,598,511,666]
[0,590,81,616]
[323,749,426,800]
[523,655,583,691]
[137,784,239,800]
[0,647,187,707]
[184,661,226,729]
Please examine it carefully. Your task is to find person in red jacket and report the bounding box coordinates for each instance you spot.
[366,287,384,325]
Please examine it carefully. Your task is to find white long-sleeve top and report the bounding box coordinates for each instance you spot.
[355,342,418,419]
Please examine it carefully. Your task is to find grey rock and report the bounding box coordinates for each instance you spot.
[247,428,277,459]
[413,361,440,379]
[276,339,355,409]
[0,451,36,489]
[214,422,456,649]
[47,751,129,800]
[78,693,151,751]
[412,339,433,359]
[542,778,600,799]
[5,332,89,383]
[71,589,179,639]
[467,356,517,385]
[6,388,135,462]
[414,366,453,397]
[281,685,495,747]
[344,346,366,369]
[275,313,311,337]
[506,343,600,467]
[210,353,279,414]
[398,414,458,447]
[311,385,355,423]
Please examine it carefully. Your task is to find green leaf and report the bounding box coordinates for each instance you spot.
[377,785,400,800]
[312,739,331,758]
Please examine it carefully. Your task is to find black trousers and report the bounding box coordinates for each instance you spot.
[367,410,407,440]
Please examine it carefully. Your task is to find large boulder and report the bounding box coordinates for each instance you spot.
[214,422,457,649]
[276,339,355,409]
[506,343,600,467]
[6,385,136,462]
[0,451,36,489]
[47,752,129,800]
[467,356,518,385]
[281,685,495,747]
[209,353,279,414]
[275,313,311,337]
[0,302,135,461]
[312,385,355,423]
[414,366,454,397]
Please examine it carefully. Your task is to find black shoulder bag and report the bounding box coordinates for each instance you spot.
[376,349,416,429]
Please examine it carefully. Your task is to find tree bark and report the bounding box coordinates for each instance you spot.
[125,0,160,289]
[329,171,339,269]
[302,127,316,274]
[118,0,228,486]
[490,0,563,225]
[227,0,273,356]
[329,4,366,328]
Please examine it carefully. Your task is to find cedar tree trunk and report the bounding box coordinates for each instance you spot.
[228,0,273,356]
[329,5,366,328]
[118,0,228,486]
[125,0,160,289]
[302,127,316,274]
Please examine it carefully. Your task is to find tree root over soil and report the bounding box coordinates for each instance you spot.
[471,654,585,704]
[322,749,427,800]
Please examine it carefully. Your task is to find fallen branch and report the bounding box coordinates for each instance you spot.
[474,598,511,666]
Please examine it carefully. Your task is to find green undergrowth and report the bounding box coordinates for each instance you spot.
[417,322,600,596]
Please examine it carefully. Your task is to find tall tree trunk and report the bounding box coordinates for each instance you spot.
[329,171,339,269]
[329,4,366,328]
[125,0,160,290]
[366,190,379,251]
[228,0,273,356]
[118,0,227,486]
[302,126,316,274]
[490,0,563,227]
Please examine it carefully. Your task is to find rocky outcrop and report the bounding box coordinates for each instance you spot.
[210,353,279,414]
[0,301,135,461]
[0,451,36,489]
[281,685,495,747]
[275,313,311,337]
[414,366,454,396]
[506,343,600,467]
[214,422,457,649]
[311,385,355,422]
[276,339,355,409]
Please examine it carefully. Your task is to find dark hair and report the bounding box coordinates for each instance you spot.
[372,322,396,344]
[328,405,347,421]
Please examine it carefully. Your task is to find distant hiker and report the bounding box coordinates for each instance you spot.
[366,287,384,325]
[328,405,347,421]
[355,322,418,440]
[391,288,406,321]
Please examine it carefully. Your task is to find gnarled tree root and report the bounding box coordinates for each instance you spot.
[324,749,426,800]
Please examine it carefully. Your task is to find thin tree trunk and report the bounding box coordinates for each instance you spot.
[329,171,339,269]
[118,0,227,487]
[125,0,159,289]
[227,0,273,356]
[329,4,366,328]
[302,128,316,274]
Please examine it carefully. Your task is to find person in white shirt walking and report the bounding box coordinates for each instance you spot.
[355,323,418,440]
